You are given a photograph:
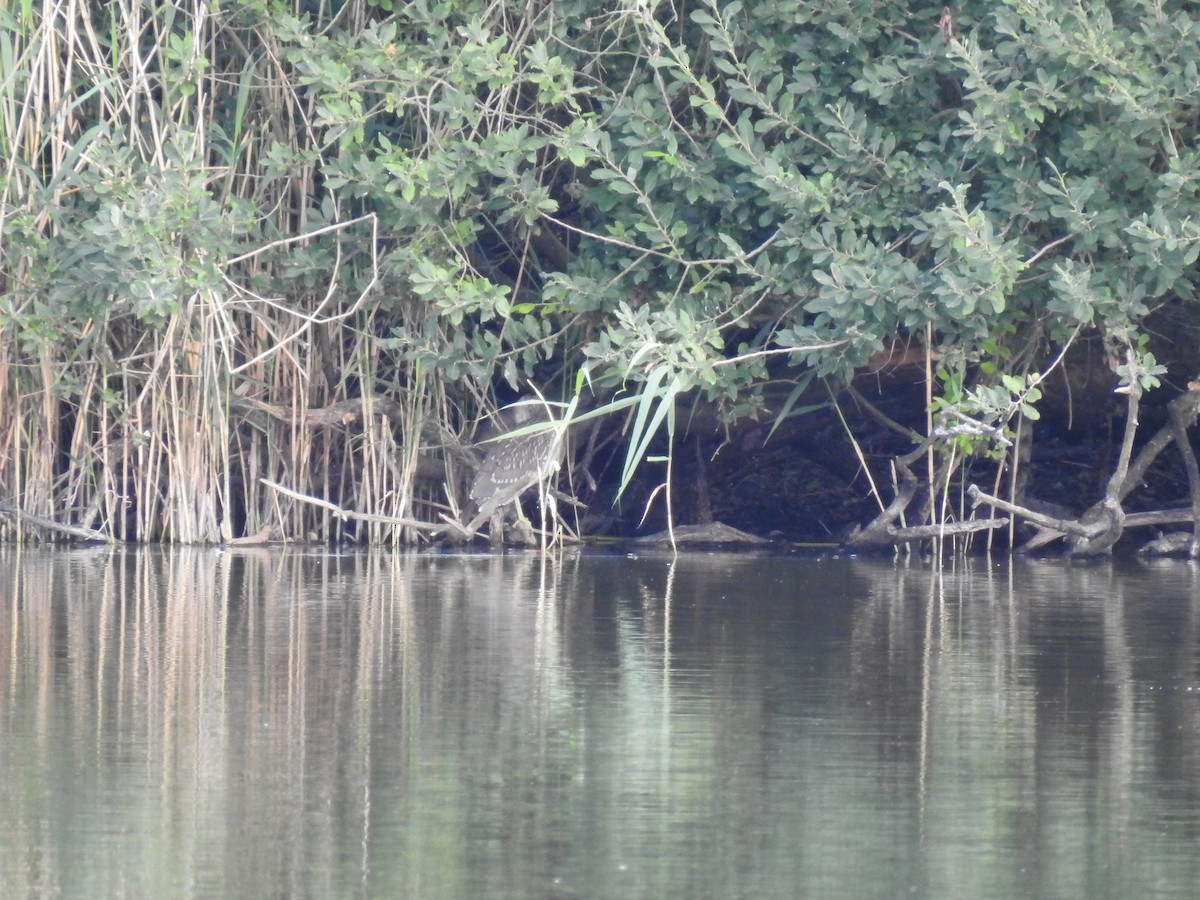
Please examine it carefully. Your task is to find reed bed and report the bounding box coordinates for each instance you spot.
[0,1,481,544]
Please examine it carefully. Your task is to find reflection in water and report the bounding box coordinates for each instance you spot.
[1,549,1199,898]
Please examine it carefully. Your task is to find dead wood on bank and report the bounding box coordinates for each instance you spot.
[840,370,1200,557]
[0,503,117,543]
[970,385,1200,556]
[886,517,1010,543]
[633,521,770,547]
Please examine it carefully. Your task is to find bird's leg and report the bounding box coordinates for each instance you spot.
[509,517,538,546]
[510,496,539,546]
[488,506,506,548]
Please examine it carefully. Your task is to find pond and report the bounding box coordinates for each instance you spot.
[1,547,1198,898]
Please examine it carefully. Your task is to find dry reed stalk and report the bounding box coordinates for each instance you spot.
[98,380,121,541]
[394,368,434,547]
[62,362,101,532]
[25,356,59,522]
[2,2,467,545]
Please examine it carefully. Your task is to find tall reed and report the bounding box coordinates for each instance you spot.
[0,1,466,543]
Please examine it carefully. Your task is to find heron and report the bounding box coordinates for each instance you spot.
[464,400,566,539]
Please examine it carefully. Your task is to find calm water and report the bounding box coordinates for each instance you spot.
[1,547,1199,899]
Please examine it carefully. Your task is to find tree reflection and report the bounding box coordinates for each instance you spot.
[0,549,1198,897]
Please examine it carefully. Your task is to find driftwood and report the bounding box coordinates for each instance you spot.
[237,394,404,428]
[967,383,1200,556]
[843,365,1200,557]
[887,517,1009,543]
[842,445,922,549]
[966,484,1098,538]
[840,437,989,550]
[970,486,1195,541]
[633,521,770,547]
[0,503,116,543]
[1138,532,1198,557]
[223,526,275,546]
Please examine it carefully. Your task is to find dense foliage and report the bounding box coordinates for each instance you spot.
[2,0,1199,542]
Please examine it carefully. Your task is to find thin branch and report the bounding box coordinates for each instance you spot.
[708,341,849,369]
[0,504,117,543]
[967,484,1098,538]
[221,214,378,267]
[1125,508,1195,528]
[260,479,439,532]
[1022,234,1074,267]
[888,517,1009,542]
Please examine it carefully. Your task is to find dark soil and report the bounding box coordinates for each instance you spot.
[574,360,1199,553]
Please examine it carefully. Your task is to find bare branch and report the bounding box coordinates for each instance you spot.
[888,517,1009,542]
[260,479,439,533]
[0,504,117,543]
[967,484,1098,537]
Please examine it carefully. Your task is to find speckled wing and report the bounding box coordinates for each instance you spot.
[469,427,562,520]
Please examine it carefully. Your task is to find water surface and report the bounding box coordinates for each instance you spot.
[1,548,1198,898]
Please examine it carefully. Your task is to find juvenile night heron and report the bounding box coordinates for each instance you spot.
[464,400,566,537]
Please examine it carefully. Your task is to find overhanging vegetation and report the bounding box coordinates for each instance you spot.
[3,1,1199,552]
